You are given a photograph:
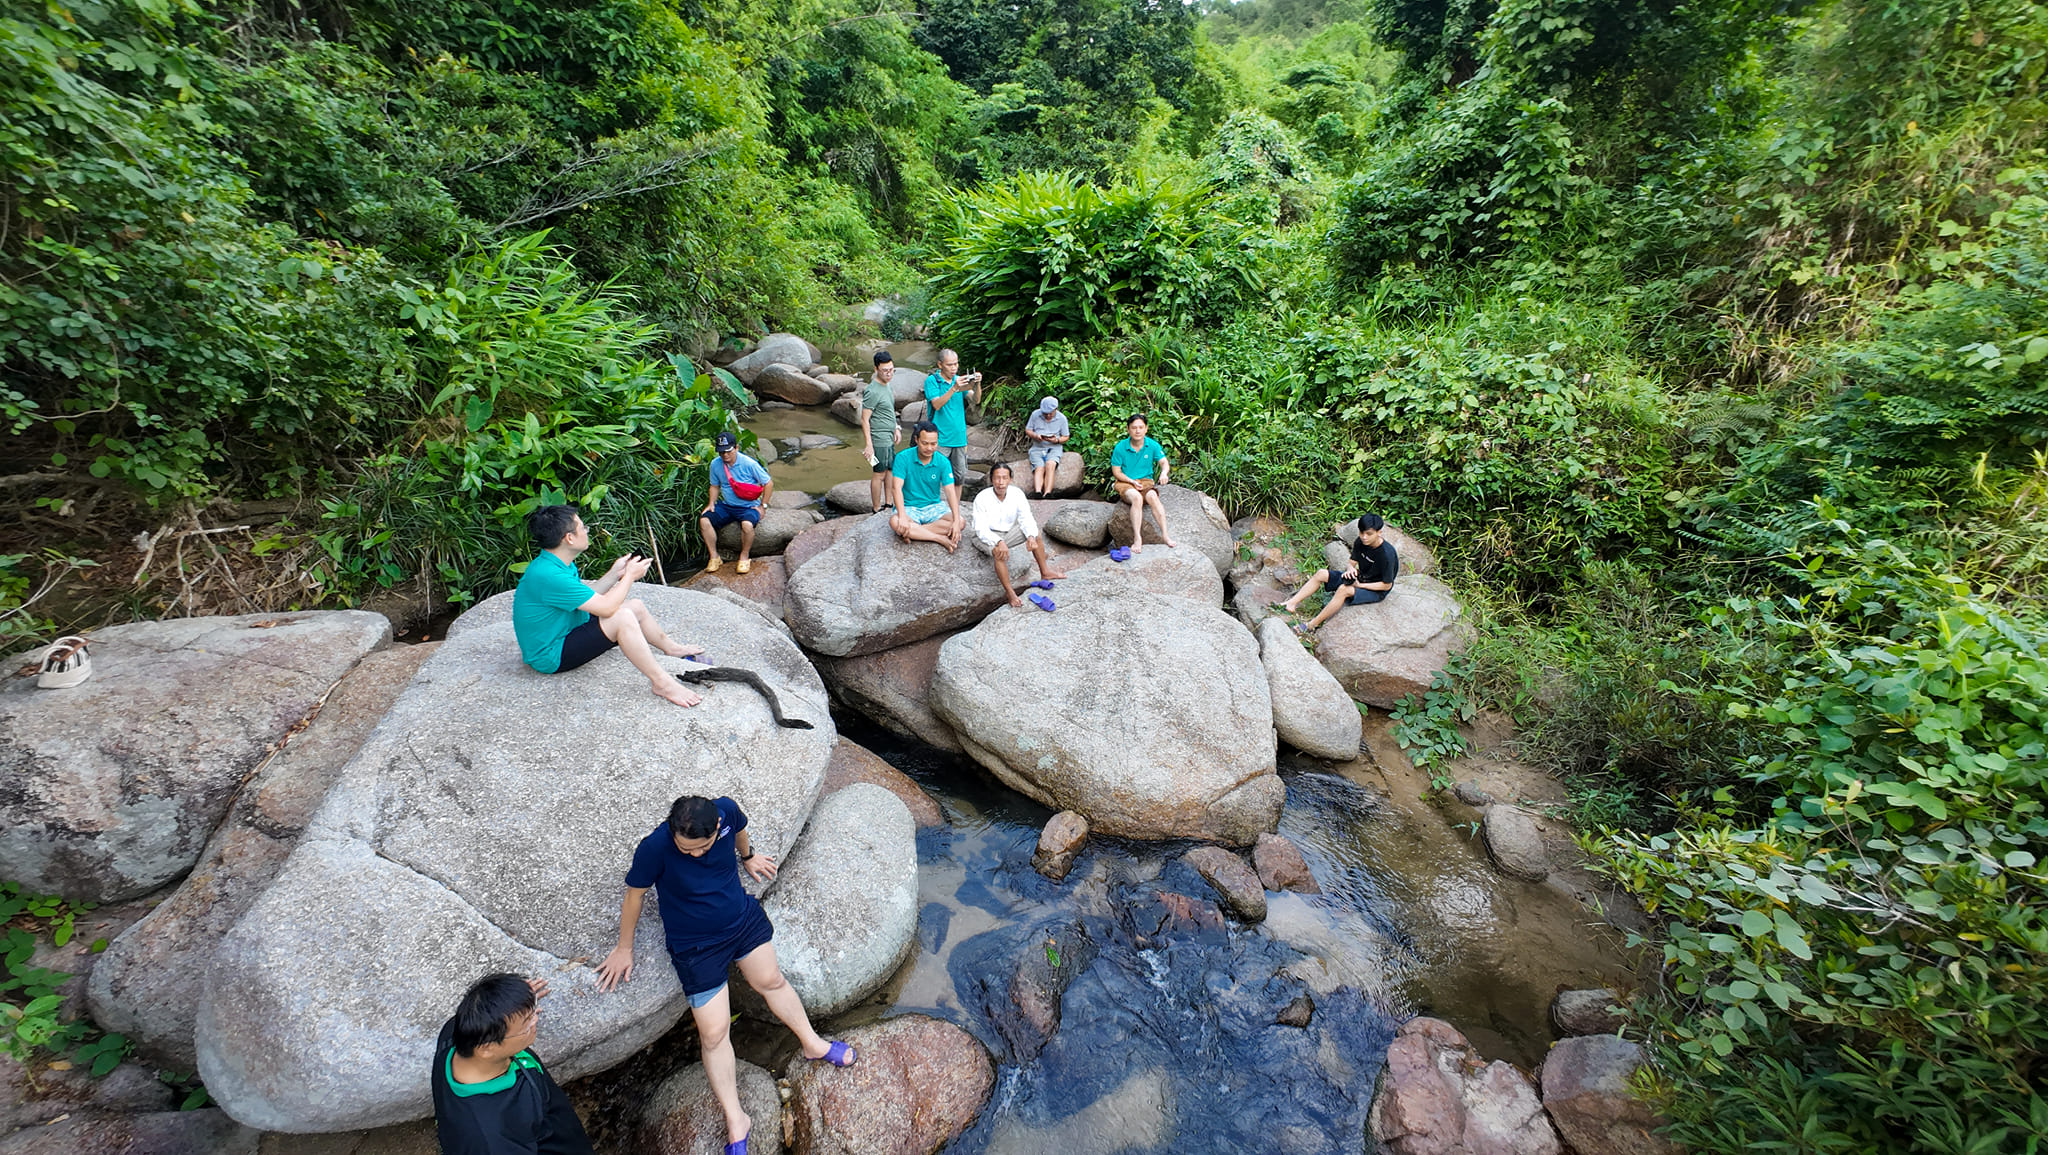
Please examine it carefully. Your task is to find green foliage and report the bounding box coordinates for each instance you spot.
[1,882,127,1074]
[926,172,1265,370]
[316,236,734,603]
[1390,655,1475,789]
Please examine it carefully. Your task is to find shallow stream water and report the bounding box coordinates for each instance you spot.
[737,716,1636,1153]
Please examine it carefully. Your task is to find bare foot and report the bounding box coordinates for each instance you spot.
[1163,536,1179,548]
[661,642,704,659]
[1042,569,1067,581]
[1131,542,1145,553]
[652,681,702,708]
[726,1111,751,1148]
[943,538,959,554]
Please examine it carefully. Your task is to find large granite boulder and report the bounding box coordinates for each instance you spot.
[786,1015,995,1155]
[824,481,876,514]
[815,633,963,754]
[755,365,834,406]
[1042,500,1115,548]
[1058,546,1224,607]
[684,555,788,621]
[1255,617,1362,760]
[638,1059,783,1155]
[0,1108,259,1155]
[930,582,1282,844]
[785,515,865,576]
[716,506,822,557]
[829,392,862,427]
[786,514,1032,658]
[998,451,1086,497]
[0,610,392,903]
[745,783,918,1018]
[1540,1036,1680,1155]
[1104,484,1233,578]
[728,333,822,385]
[193,586,838,1132]
[87,645,436,1068]
[1368,1017,1560,1155]
[1313,574,1471,708]
[822,738,943,827]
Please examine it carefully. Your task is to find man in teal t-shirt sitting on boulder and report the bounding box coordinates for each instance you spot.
[888,421,963,552]
[511,504,705,708]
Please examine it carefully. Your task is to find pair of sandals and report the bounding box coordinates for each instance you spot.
[723,1042,857,1154]
[1023,579,1056,612]
[704,556,753,575]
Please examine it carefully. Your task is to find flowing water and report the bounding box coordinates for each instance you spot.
[785,717,1636,1154]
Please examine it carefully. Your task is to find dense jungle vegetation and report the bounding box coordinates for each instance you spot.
[3,0,2044,1148]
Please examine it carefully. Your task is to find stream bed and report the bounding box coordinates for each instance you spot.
[715,715,1635,1153]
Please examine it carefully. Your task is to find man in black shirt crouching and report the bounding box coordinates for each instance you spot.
[432,973,593,1155]
[1278,513,1400,634]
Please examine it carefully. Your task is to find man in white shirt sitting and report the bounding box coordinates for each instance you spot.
[971,463,1066,608]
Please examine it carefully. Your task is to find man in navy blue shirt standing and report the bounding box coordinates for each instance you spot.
[595,795,854,1155]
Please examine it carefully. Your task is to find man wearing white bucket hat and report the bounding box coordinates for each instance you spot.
[1024,395,1070,499]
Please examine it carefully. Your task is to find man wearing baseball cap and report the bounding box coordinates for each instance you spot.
[697,431,774,575]
[1024,396,1070,499]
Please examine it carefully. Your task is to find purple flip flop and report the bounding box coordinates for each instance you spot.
[1027,592,1056,612]
[724,1140,747,1155]
[808,1040,857,1068]
[1026,579,1056,591]
[1109,547,1131,562]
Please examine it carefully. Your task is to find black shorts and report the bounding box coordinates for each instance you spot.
[667,896,775,999]
[557,618,616,672]
[1323,571,1391,606]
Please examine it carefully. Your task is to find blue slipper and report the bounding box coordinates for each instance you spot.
[1026,579,1056,591]
[807,1040,857,1067]
[1109,547,1131,562]
[1027,592,1056,612]
[724,1140,746,1155]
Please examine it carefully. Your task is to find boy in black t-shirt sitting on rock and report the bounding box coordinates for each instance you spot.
[432,973,594,1155]
[1278,512,1400,634]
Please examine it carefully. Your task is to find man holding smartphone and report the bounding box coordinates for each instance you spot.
[925,348,980,484]
[512,504,706,708]
[1277,512,1400,634]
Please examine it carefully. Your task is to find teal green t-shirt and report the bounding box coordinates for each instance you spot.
[512,552,594,673]
[893,446,956,508]
[924,372,970,448]
[1111,436,1167,481]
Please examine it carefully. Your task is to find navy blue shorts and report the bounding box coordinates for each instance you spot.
[667,896,775,1001]
[1323,571,1390,606]
[702,503,761,532]
[556,618,616,672]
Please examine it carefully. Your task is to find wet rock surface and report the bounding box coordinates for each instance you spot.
[1482,805,1550,882]
[1252,832,1321,894]
[636,1059,782,1155]
[1368,1016,1560,1155]
[1030,811,1089,882]
[1551,988,1626,1037]
[0,610,391,903]
[815,632,963,753]
[1540,1035,1680,1155]
[785,1015,995,1155]
[1182,846,1268,922]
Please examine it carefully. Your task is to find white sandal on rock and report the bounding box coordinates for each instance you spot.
[34,635,92,689]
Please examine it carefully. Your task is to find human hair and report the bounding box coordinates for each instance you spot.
[873,349,893,367]
[668,795,720,840]
[913,420,939,440]
[937,347,958,365]
[1356,513,1386,533]
[1127,413,1148,429]
[527,504,579,549]
[451,973,535,1057]
[990,462,1012,480]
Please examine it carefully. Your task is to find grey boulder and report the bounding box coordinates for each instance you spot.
[745,782,917,1018]
[1482,805,1550,882]
[1104,484,1234,578]
[815,632,964,753]
[88,644,437,1068]
[194,586,836,1132]
[1312,574,1472,708]
[1041,500,1115,548]
[930,582,1282,844]
[638,1059,783,1155]
[785,513,1032,658]
[716,506,822,557]
[999,450,1086,497]
[727,333,822,385]
[1540,1035,1680,1155]
[0,610,392,903]
[1256,617,1363,761]
[754,363,834,406]
[1368,1016,1560,1155]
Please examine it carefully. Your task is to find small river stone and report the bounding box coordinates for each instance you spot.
[1252,832,1320,894]
[1482,804,1549,882]
[1181,847,1267,922]
[1275,994,1315,1028]
[1032,811,1089,881]
[1551,988,1626,1037]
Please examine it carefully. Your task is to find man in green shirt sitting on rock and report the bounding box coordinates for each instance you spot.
[511,504,705,708]
[888,421,963,552]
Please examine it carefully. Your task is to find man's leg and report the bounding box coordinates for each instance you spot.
[735,943,832,1060]
[599,601,700,707]
[1143,489,1178,548]
[870,469,890,514]
[687,988,752,1146]
[891,510,957,550]
[1123,487,1147,550]
[947,446,970,486]
[626,599,701,660]
[737,518,756,565]
[1282,569,1332,614]
[1307,585,1356,629]
[991,540,1022,607]
[698,513,722,570]
[1026,535,1065,581]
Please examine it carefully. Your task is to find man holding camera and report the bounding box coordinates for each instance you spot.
[925,348,981,485]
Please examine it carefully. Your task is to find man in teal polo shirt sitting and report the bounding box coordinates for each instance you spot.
[512,504,705,708]
[888,421,963,552]
[924,348,980,484]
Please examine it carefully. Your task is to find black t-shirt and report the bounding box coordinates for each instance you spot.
[431,1019,594,1155]
[1348,537,1399,587]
